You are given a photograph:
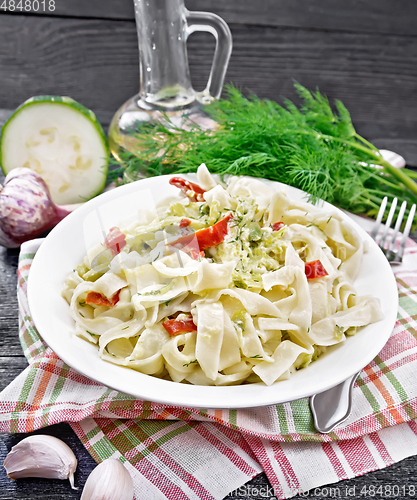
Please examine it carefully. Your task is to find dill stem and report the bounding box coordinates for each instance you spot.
[364,173,406,192]
[404,168,417,180]
[368,193,387,205]
[358,197,381,210]
[303,131,417,198]
[367,188,396,199]
[353,133,379,152]
[379,159,417,197]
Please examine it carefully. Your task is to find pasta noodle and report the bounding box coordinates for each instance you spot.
[62,165,383,386]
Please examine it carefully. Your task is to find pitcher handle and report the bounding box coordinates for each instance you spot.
[185,10,233,103]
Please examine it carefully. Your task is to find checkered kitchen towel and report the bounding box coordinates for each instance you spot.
[2,235,417,500]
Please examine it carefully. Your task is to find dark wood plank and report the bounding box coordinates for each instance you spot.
[0,15,139,124]
[0,4,416,497]
[0,15,415,164]
[188,0,417,36]
[0,357,28,389]
[0,244,21,357]
[3,0,417,36]
[0,242,22,356]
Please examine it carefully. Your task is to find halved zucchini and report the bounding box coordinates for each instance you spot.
[0,96,109,204]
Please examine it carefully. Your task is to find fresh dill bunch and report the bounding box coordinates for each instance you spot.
[109,83,417,222]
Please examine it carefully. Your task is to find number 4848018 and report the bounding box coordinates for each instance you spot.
[1,0,55,11]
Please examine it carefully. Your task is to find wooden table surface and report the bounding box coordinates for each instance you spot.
[1,1,417,498]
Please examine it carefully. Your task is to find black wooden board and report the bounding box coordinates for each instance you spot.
[3,0,416,37]
[1,1,417,498]
[0,13,415,163]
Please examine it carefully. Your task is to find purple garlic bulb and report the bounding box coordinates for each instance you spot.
[0,168,81,248]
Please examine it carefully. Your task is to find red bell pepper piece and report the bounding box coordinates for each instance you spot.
[272,222,284,231]
[196,213,233,249]
[179,218,192,227]
[170,213,233,258]
[162,315,197,336]
[104,227,126,256]
[85,289,121,307]
[304,260,328,280]
[169,177,206,202]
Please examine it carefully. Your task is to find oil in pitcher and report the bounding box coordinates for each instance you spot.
[108,0,232,177]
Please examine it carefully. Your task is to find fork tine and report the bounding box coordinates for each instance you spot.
[370,196,388,240]
[387,200,407,253]
[379,197,397,249]
[397,203,416,261]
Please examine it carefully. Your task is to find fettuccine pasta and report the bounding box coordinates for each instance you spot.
[62,165,383,386]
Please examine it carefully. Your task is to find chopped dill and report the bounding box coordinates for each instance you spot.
[183,360,198,367]
[306,222,323,232]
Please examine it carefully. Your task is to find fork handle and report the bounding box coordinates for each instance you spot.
[310,372,360,433]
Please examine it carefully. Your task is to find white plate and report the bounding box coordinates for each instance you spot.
[27,175,398,409]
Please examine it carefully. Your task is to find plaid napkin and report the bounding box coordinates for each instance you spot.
[2,234,417,500]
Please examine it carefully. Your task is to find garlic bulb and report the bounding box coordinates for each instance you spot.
[3,434,77,489]
[0,167,82,248]
[81,458,134,500]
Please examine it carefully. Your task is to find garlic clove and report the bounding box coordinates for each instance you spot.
[3,434,78,489]
[80,458,134,500]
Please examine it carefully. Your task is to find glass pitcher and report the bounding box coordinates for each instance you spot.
[108,0,232,166]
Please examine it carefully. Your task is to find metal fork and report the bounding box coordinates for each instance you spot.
[311,197,416,433]
[370,196,416,264]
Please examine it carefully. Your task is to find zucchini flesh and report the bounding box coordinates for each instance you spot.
[0,97,109,205]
